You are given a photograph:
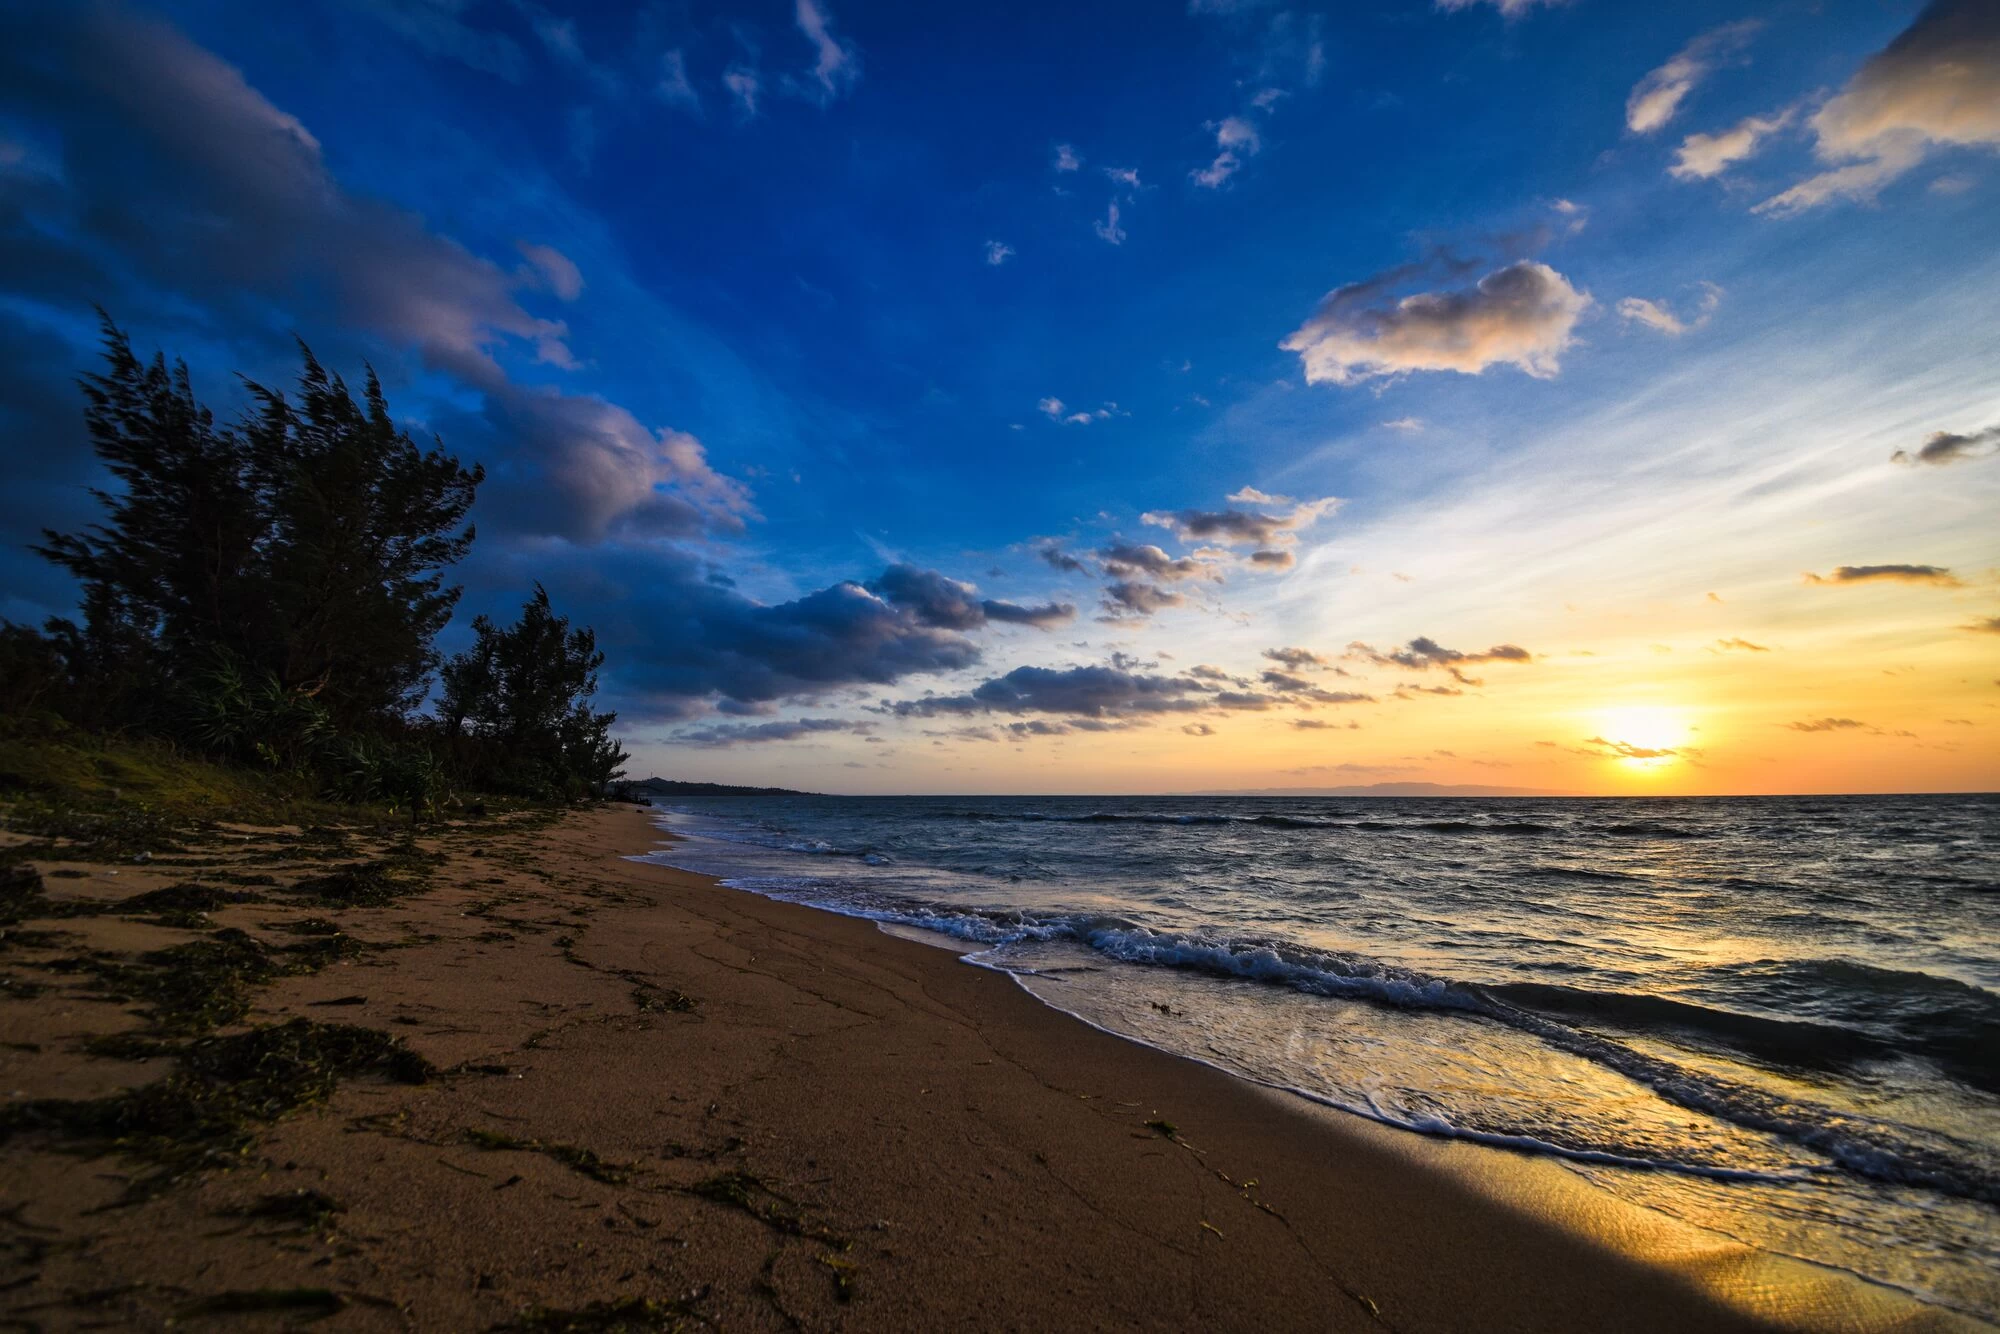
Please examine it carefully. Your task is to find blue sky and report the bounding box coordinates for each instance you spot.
[2,0,1996,793]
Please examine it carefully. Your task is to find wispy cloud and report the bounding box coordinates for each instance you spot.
[1617,282,1721,336]
[1626,20,1762,135]
[1671,109,1794,180]
[984,239,1015,266]
[1191,116,1260,188]
[1053,143,1081,172]
[793,0,860,102]
[1786,717,1867,733]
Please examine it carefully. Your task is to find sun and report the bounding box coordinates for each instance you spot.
[1592,706,1693,770]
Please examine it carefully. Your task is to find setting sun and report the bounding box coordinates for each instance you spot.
[1592,706,1694,769]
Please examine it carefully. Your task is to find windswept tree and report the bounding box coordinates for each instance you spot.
[31,318,482,732]
[440,586,628,799]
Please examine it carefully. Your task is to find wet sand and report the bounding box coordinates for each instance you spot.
[0,803,1979,1330]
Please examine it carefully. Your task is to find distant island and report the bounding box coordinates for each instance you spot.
[612,776,816,798]
[1195,782,1580,798]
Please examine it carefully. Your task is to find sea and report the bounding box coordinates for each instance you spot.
[635,793,2000,1319]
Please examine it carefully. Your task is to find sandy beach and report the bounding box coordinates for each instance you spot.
[0,803,1979,1331]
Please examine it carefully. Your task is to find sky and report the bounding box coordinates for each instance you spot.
[1,0,1996,796]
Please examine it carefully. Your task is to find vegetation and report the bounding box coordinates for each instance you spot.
[2,318,625,810]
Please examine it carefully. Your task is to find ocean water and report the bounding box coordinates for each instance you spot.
[637,793,2000,1318]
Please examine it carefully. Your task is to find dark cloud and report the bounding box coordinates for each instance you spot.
[1140,492,1338,548]
[1964,616,2000,635]
[1786,718,1867,732]
[1096,542,1212,581]
[671,718,870,747]
[483,545,983,721]
[1804,565,1961,586]
[1102,581,1185,617]
[1249,549,1294,568]
[1713,637,1771,652]
[1263,646,1330,671]
[1893,425,2000,467]
[1282,260,1590,384]
[1182,722,1218,737]
[1038,544,1088,574]
[1188,664,1241,684]
[1348,637,1534,673]
[886,664,1211,720]
[982,599,1077,629]
[1291,718,1359,730]
[864,564,1075,632]
[0,5,747,545]
[1261,670,1315,692]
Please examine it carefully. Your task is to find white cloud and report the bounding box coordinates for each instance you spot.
[1617,282,1721,336]
[1282,260,1591,385]
[1626,20,1762,135]
[1053,143,1081,172]
[1094,200,1127,245]
[1383,417,1426,432]
[984,239,1014,266]
[1670,109,1793,180]
[1191,115,1261,188]
[794,0,860,101]
[1758,3,2000,214]
[1103,165,1142,190]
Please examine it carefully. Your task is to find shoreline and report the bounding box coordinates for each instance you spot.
[1,803,1982,1330]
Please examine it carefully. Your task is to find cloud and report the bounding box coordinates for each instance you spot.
[1759,1,2000,214]
[723,67,760,117]
[866,564,1074,632]
[1249,549,1294,568]
[794,0,860,101]
[1382,416,1425,433]
[0,6,747,544]
[1291,718,1359,730]
[1282,261,1590,385]
[1192,116,1261,188]
[1264,646,1330,670]
[1094,200,1127,245]
[1103,166,1143,190]
[1349,637,1534,681]
[672,717,868,746]
[1182,722,1218,736]
[1038,544,1088,574]
[1054,143,1081,172]
[1714,637,1771,652]
[1803,564,1962,586]
[1671,110,1794,180]
[888,664,1211,720]
[1893,423,2000,466]
[984,239,1014,266]
[1963,615,2000,635]
[1786,717,1867,733]
[1096,542,1214,582]
[1141,495,1339,547]
[1626,20,1763,135]
[1580,736,1681,760]
[982,599,1077,629]
[517,241,584,301]
[1102,581,1185,616]
[1617,282,1721,336]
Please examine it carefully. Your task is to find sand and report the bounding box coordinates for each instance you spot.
[0,803,1981,1331]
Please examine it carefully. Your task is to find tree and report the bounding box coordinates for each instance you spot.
[31,317,482,732]
[440,585,628,798]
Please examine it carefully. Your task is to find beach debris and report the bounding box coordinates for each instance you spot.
[493,1291,706,1332]
[462,1127,634,1186]
[177,1287,346,1319]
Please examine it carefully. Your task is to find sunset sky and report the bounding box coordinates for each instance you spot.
[2,0,1996,794]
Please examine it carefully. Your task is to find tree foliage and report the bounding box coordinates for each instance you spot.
[10,318,622,808]
[440,586,628,800]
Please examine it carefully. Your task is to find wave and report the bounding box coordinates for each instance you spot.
[669,860,2000,1209]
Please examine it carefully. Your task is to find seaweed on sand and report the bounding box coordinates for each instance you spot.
[0,1019,432,1199]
